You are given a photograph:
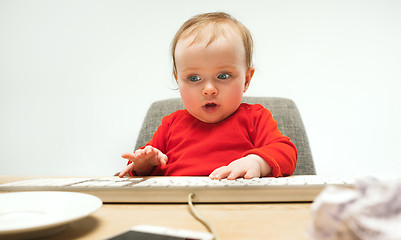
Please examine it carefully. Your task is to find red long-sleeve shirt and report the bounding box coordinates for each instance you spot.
[130,103,297,177]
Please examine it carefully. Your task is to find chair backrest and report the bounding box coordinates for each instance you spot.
[135,97,316,175]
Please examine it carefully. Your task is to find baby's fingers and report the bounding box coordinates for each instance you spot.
[155,149,168,166]
[226,168,248,180]
[118,162,135,178]
[123,148,150,162]
[209,166,231,180]
[242,169,259,179]
[157,153,168,166]
[145,146,168,166]
[210,167,258,180]
[121,152,136,161]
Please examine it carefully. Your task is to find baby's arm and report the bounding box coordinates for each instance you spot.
[119,146,168,177]
[209,154,272,180]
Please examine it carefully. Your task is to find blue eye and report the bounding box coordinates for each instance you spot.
[188,75,201,82]
[217,73,230,80]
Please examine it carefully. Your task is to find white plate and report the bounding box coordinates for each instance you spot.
[0,191,102,239]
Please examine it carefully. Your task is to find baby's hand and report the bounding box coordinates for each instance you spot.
[119,146,168,177]
[209,154,272,180]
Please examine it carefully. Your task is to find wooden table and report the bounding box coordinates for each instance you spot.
[0,176,312,240]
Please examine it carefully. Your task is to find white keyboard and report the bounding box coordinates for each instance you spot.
[0,175,355,203]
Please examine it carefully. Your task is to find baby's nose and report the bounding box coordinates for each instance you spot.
[202,82,218,96]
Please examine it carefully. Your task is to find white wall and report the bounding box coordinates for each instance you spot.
[1,0,400,177]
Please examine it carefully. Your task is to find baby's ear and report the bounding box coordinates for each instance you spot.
[244,67,255,92]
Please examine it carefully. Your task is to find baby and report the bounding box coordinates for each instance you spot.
[119,12,297,180]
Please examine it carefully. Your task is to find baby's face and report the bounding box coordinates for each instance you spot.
[174,35,254,123]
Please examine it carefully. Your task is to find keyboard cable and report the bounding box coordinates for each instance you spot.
[187,192,219,240]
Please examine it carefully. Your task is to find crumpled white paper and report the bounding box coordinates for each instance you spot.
[308,176,401,240]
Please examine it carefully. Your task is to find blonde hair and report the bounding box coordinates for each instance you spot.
[171,12,254,74]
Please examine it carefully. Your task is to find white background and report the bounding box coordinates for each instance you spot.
[1,0,400,177]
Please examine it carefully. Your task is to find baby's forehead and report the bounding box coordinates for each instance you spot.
[180,22,243,48]
[174,31,247,68]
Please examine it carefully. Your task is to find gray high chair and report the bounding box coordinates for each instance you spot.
[135,97,316,175]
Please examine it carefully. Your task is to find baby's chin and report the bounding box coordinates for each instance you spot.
[191,112,235,124]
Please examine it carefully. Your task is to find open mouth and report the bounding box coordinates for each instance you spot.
[202,102,219,113]
[205,103,217,108]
